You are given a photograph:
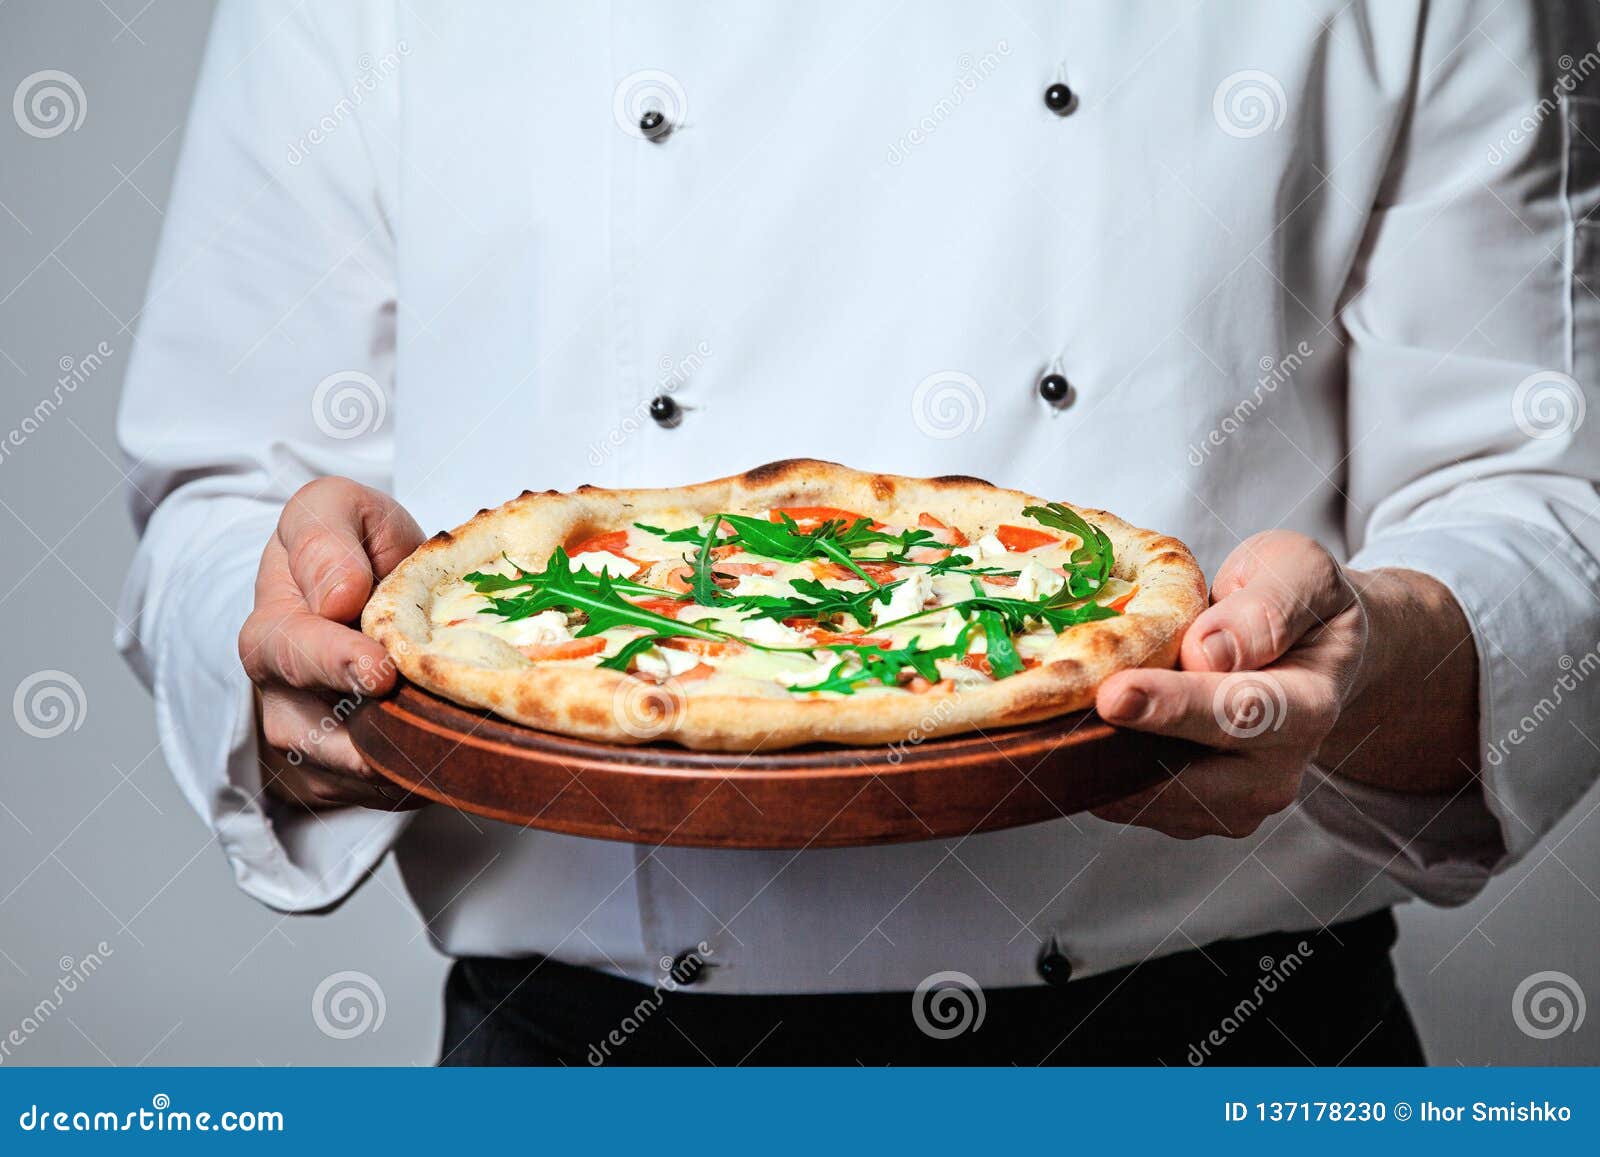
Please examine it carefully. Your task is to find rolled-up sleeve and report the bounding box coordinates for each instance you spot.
[1314,0,1600,897]
[115,1,411,912]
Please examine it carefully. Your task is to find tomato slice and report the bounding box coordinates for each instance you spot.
[814,632,892,648]
[810,560,901,583]
[568,529,635,558]
[906,675,956,694]
[716,561,779,576]
[1107,584,1139,613]
[518,637,607,661]
[629,596,686,617]
[661,637,743,657]
[917,512,970,547]
[670,662,717,682]
[980,573,1018,588]
[769,506,882,530]
[995,524,1060,552]
[958,653,995,678]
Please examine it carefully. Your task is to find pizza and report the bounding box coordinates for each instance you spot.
[361,460,1207,751]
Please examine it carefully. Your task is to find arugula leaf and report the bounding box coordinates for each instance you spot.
[722,576,898,629]
[1020,502,1114,599]
[714,513,882,586]
[688,532,725,606]
[463,548,719,640]
[595,633,669,673]
[464,554,669,600]
[972,609,1023,679]
[633,521,738,550]
[791,629,973,695]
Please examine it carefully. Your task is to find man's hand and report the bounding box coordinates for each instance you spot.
[1091,529,1478,839]
[238,477,426,811]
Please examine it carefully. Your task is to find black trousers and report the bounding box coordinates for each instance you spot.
[439,908,1424,1066]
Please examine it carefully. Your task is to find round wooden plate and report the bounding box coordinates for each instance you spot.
[348,681,1201,849]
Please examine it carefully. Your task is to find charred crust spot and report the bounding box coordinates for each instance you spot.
[567,701,608,727]
[1080,630,1123,662]
[477,507,490,516]
[428,530,454,544]
[870,475,897,501]
[1149,549,1191,568]
[930,473,995,489]
[740,458,838,486]
[576,484,601,492]
[1045,658,1085,679]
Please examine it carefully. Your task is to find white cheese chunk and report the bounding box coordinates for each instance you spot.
[772,651,842,688]
[568,550,638,576]
[975,533,1008,560]
[738,615,808,647]
[1014,559,1066,601]
[496,610,573,648]
[731,574,795,599]
[634,645,706,679]
[874,569,932,628]
[918,607,970,648]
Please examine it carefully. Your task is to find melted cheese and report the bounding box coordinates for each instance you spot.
[437,508,1123,696]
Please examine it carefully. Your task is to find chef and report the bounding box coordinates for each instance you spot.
[118,0,1600,1064]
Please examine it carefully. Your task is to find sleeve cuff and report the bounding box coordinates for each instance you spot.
[1345,519,1600,868]
[119,493,410,914]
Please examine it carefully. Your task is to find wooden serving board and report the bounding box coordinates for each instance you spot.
[347,681,1202,849]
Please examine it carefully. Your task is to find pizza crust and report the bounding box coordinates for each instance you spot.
[361,460,1208,751]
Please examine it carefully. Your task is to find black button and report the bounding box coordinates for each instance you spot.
[1043,83,1075,115]
[1038,949,1074,987]
[639,109,671,142]
[649,394,681,426]
[669,950,708,987]
[1038,373,1073,407]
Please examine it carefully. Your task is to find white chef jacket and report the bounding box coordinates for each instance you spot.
[116,1,1600,993]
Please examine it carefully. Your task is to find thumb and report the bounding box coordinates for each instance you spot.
[1182,530,1354,673]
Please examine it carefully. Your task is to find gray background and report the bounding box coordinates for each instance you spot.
[0,0,1595,1067]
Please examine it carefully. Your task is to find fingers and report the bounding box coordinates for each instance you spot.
[239,594,391,695]
[276,478,375,621]
[275,477,425,622]
[259,686,367,774]
[1183,530,1355,674]
[257,689,424,811]
[1097,665,1338,750]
